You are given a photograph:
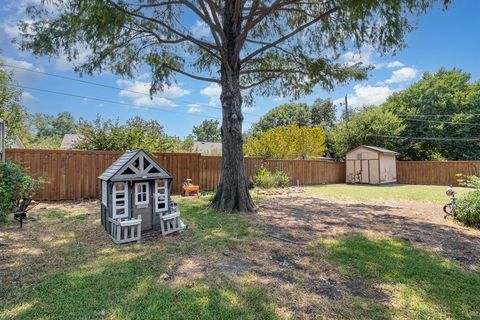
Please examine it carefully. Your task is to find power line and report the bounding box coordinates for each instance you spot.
[9,83,256,125]
[372,134,480,142]
[397,116,480,126]
[399,113,480,117]
[3,63,264,118]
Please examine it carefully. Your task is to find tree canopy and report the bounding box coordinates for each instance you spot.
[383,69,480,160]
[244,125,326,159]
[192,119,221,142]
[0,55,29,146]
[18,0,448,212]
[76,115,178,152]
[328,106,405,158]
[250,99,336,136]
[27,112,77,149]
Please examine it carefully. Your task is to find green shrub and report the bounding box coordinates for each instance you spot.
[456,174,480,189]
[456,190,480,227]
[0,162,42,223]
[274,170,290,187]
[252,167,290,189]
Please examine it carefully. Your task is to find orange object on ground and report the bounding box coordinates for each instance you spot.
[183,185,200,197]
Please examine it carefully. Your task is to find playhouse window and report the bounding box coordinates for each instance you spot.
[135,182,149,206]
[112,182,128,219]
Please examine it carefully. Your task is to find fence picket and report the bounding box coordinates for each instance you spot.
[5,149,479,201]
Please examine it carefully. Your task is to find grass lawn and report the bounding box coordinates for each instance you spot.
[1,194,479,319]
[306,184,472,204]
[310,236,480,319]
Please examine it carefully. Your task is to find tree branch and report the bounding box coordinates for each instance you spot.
[164,64,221,83]
[240,76,278,89]
[240,68,298,74]
[241,6,338,64]
[197,0,231,71]
[107,0,221,60]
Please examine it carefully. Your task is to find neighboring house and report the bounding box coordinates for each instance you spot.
[10,137,25,149]
[60,134,83,150]
[193,141,222,155]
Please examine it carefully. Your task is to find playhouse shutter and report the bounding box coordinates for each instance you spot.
[154,179,168,213]
[112,182,129,219]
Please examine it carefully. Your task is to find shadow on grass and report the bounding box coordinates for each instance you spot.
[1,199,278,320]
[312,235,480,319]
[2,256,280,320]
[257,197,480,267]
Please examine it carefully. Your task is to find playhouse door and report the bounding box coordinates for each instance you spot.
[132,182,153,231]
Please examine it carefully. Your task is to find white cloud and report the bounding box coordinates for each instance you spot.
[188,104,202,113]
[375,60,405,69]
[2,21,20,38]
[242,106,255,113]
[117,79,190,108]
[1,56,43,81]
[190,20,210,37]
[385,67,419,84]
[386,61,404,68]
[21,91,35,101]
[341,46,374,66]
[200,83,221,106]
[335,84,395,109]
[54,49,91,71]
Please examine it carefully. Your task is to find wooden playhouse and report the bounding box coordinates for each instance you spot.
[345,145,398,185]
[99,150,185,244]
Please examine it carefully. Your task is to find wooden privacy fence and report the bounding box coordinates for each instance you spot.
[7,149,480,201]
[396,161,480,186]
[5,149,345,201]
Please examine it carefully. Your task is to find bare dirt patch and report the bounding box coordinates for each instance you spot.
[255,195,480,268]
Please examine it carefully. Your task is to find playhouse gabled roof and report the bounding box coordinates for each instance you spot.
[99,149,172,181]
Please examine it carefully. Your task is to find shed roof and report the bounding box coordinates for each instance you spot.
[99,149,172,181]
[347,145,399,155]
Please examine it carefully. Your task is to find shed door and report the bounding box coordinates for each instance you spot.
[369,160,380,184]
[361,160,369,183]
[354,160,362,183]
[346,161,355,183]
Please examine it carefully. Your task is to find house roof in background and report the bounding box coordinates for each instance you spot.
[60,134,83,150]
[193,141,222,154]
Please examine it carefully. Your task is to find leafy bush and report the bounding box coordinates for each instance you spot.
[456,174,480,227]
[0,162,42,223]
[456,174,480,189]
[274,171,290,187]
[252,167,290,189]
[456,190,480,227]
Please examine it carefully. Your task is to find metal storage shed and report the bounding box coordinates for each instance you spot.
[345,145,399,184]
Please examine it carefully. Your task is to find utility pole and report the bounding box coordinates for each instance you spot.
[0,118,5,163]
[344,95,349,130]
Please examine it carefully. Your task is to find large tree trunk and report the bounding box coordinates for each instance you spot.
[211,0,255,213]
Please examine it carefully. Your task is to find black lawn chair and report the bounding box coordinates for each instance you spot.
[14,198,38,228]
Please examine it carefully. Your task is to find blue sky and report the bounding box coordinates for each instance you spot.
[1,0,479,138]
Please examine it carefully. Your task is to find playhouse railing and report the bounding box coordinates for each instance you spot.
[159,202,185,235]
[107,217,142,244]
